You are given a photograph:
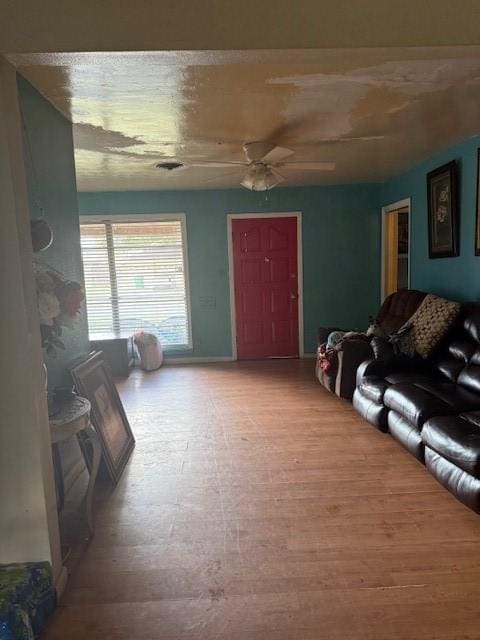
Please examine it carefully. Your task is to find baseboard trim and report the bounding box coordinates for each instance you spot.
[164,356,235,364]
[164,354,316,364]
[55,564,68,599]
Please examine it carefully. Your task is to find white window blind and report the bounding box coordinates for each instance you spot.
[80,219,191,348]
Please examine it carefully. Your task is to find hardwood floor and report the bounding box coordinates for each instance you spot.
[43,360,480,639]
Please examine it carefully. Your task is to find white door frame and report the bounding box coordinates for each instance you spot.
[381,198,411,301]
[227,211,304,360]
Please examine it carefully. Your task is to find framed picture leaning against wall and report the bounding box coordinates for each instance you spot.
[71,351,135,483]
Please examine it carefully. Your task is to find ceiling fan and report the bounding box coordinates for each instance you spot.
[177,141,335,191]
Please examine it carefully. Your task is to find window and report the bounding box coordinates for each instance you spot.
[80,216,191,349]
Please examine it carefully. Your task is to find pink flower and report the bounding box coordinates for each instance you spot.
[59,282,84,317]
[34,265,84,353]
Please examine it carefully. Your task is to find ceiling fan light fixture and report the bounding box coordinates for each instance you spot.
[241,164,284,191]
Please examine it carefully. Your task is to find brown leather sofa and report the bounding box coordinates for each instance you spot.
[353,302,480,513]
[316,288,426,400]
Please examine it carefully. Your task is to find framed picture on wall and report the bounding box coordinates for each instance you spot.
[427,160,459,259]
[71,351,135,483]
[475,149,480,255]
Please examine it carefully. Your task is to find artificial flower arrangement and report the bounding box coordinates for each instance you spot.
[34,262,85,355]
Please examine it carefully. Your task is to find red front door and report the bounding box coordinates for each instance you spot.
[232,216,299,359]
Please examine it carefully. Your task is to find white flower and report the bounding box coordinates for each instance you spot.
[38,291,61,326]
[35,270,56,292]
[436,205,448,223]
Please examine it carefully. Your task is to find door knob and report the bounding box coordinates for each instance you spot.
[291,293,298,300]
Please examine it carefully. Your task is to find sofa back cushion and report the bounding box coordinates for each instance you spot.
[376,288,426,335]
[456,307,480,393]
[432,305,480,391]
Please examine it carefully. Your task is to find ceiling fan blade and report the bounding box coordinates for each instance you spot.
[261,145,294,165]
[277,161,335,171]
[187,161,247,168]
[270,167,285,182]
[267,113,319,144]
[243,141,276,162]
[314,135,385,143]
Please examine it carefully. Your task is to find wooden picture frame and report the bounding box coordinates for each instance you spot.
[427,160,459,259]
[71,351,135,483]
[475,149,480,256]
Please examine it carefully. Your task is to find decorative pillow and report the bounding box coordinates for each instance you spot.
[399,294,460,359]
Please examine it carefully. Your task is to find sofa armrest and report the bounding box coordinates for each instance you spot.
[335,339,373,400]
[317,326,343,345]
[356,358,389,387]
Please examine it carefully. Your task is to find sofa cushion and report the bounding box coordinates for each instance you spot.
[459,410,480,429]
[425,447,480,513]
[413,381,480,412]
[447,338,477,363]
[462,306,480,343]
[352,389,389,432]
[388,410,425,462]
[422,414,480,477]
[383,383,453,429]
[357,376,389,404]
[434,357,465,383]
[458,362,480,395]
[431,316,480,383]
[384,372,436,385]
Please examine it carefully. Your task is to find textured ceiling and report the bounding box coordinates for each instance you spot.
[11,47,480,191]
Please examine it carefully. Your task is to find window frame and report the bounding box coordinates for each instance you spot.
[79,213,193,351]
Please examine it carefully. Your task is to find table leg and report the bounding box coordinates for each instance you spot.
[82,421,102,536]
[51,443,65,512]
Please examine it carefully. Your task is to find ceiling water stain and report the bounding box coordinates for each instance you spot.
[352,86,412,122]
[73,123,147,152]
[10,48,480,190]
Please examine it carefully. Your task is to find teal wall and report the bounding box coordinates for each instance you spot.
[79,185,381,355]
[380,135,480,302]
[18,76,90,387]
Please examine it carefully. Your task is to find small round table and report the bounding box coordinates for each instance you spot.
[49,396,101,536]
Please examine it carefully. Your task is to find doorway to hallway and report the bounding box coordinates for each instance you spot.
[381,199,411,300]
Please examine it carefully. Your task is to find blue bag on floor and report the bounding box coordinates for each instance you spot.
[0,563,55,640]
[0,622,15,640]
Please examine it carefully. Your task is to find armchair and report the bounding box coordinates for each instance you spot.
[316,288,426,400]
